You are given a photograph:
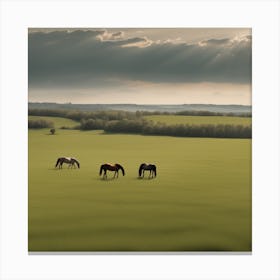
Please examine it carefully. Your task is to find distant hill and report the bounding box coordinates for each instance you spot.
[28,102,251,114]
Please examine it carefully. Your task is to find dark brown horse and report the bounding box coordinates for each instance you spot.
[55,157,80,169]
[138,163,157,178]
[99,163,125,179]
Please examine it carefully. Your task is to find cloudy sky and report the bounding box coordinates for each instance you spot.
[28,28,251,105]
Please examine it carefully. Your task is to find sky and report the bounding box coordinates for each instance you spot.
[28,28,252,105]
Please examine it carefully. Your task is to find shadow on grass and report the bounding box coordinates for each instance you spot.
[48,168,80,171]
[137,176,156,180]
[44,133,58,136]
[98,177,122,181]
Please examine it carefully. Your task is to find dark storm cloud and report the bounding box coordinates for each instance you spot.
[28,30,251,88]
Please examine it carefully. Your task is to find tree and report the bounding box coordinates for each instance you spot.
[28,119,53,129]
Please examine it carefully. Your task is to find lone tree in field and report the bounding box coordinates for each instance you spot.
[50,128,56,135]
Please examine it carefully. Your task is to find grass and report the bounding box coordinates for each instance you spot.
[28,128,251,252]
[28,116,79,128]
[144,115,252,126]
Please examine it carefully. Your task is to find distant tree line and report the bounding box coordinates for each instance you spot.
[28,119,54,129]
[28,109,137,122]
[174,110,251,117]
[79,119,251,139]
[28,108,251,121]
[28,109,252,138]
[139,110,251,117]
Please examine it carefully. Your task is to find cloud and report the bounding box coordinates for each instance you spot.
[121,36,152,48]
[112,31,124,39]
[199,38,231,47]
[96,30,125,41]
[28,29,251,88]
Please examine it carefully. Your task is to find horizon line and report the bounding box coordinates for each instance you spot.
[28,102,251,107]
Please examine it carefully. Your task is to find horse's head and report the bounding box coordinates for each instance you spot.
[55,157,61,168]
[116,164,125,176]
[72,158,80,168]
[153,165,157,177]
[99,164,104,176]
[138,163,145,177]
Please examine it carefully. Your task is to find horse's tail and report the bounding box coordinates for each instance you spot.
[116,164,125,176]
[55,158,61,168]
[139,163,144,177]
[73,158,80,168]
[99,165,104,176]
[153,165,157,177]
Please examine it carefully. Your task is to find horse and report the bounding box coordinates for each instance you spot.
[138,163,157,178]
[99,163,125,179]
[55,157,80,169]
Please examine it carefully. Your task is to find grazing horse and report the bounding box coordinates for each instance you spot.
[99,163,125,179]
[138,163,157,178]
[55,157,80,169]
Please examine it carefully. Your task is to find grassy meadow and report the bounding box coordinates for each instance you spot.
[28,116,252,252]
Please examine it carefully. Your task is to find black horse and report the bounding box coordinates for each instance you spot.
[99,163,125,179]
[138,163,157,178]
[55,157,80,169]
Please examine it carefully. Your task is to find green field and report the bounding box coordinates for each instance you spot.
[144,115,252,126]
[28,116,79,128]
[29,122,252,252]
